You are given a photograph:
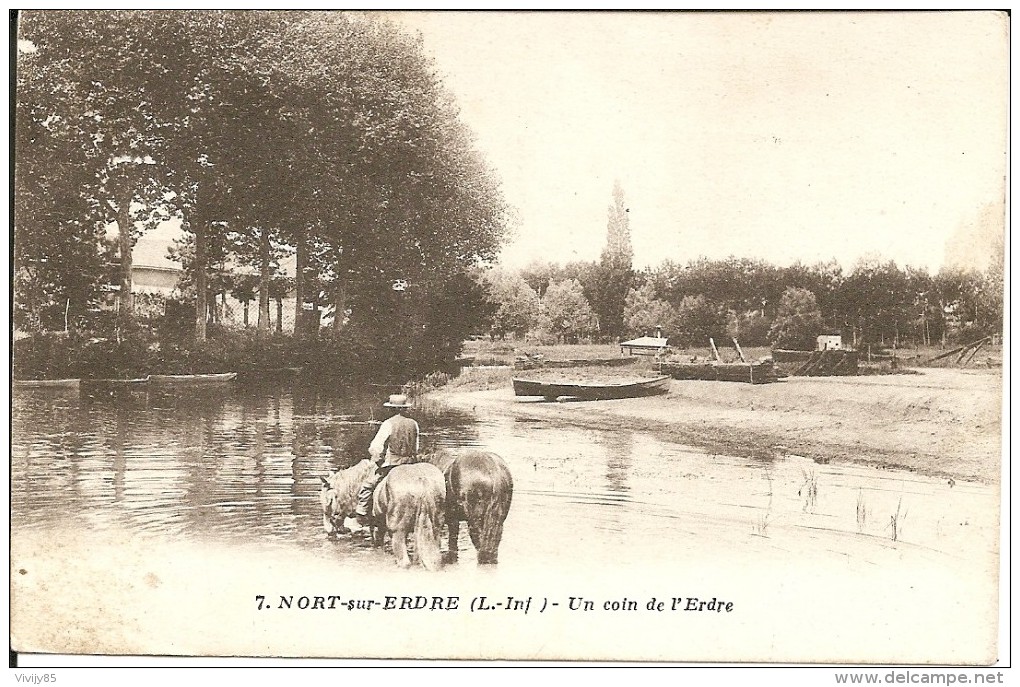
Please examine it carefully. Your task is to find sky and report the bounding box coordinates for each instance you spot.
[392,11,1008,274]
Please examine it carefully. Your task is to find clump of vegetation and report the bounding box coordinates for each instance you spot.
[888,498,908,542]
[436,367,513,393]
[752,467,774,538]
[799,469,819,512]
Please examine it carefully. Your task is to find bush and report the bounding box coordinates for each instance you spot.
[13,332,77,380]
[13,311,473,383]
[75,332,157,379]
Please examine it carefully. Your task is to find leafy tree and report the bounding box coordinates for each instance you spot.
[934,267,1002,343]
[15,12,169,320]
[977,230,1005,336]
[519,259,558,299]
[229,274,259,328]
[726,310,772,347]
[155,11,295,340]
[482,270,540,339]
[623,282,679,339]
[268,275,294,335]
[840,257,915,346]
[540,279,595,343]
[782,260,845,333]
[767,287,824,350]
[672,294,727,348]
[652,256,785,319]
[13,109,106,331]
[268,12,507,353]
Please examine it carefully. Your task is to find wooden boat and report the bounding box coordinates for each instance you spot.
[512,375,671,401]
[513,356,638,371]
[147,372,238,385]
[656,338,778,384]
[657,360,777,384]
[79,378,150,396]
[13,378,80,389]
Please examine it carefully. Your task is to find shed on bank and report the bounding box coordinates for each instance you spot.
[620,332,670,356]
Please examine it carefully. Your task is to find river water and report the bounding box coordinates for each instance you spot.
[10,383,1002,661]
[12,383,998,567]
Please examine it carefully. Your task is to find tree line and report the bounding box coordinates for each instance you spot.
[15,11,506,377]
[483,189,1003,351]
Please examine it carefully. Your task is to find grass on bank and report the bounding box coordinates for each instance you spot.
[462,339,1003,370]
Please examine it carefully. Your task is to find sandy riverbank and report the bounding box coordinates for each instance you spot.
[430,367,1003,484]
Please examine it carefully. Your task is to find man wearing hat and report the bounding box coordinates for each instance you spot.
[352,393,420,528]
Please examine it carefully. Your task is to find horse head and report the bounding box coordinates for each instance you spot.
[320,459,375,537]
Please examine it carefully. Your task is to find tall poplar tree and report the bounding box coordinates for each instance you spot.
[590,180,634,340]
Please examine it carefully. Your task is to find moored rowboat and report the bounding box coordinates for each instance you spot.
[512,375,670,401]
[147,372,238,385]
[13,378,81,389]
[79,378,150,396]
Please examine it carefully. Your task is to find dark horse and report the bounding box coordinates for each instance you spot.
[426,450,513,565]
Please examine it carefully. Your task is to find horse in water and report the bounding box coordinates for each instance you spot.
[373,463,447,570]
[320,459,374,538]
[427,450,513,565]
[320,459,447,570]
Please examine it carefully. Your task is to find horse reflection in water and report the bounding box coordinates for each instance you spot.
[320,450,513,568]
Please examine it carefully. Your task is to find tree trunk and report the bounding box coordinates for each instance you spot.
[294,228,307,338]
[257,230,271,334]
[243,300,249,327]
[116,184,134,315]
[195,219,207,341]
[294,230,321,339]
[276,298,283,334]
[332,280,346,335]
[309,279,321,339]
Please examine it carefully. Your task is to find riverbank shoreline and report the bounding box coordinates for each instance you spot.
[429,367,1003,484]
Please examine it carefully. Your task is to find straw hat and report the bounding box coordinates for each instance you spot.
[383,394,413,408]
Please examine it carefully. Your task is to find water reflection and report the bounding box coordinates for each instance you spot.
[601,431,633,495]
[11,384,998,570]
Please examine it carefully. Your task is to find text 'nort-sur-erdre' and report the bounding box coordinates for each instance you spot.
[256,595,734,614]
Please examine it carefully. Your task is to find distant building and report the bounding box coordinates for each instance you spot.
[620,328,670,356]
[816,335,842,351]
[107,222,299,331]
[133,264,181,296]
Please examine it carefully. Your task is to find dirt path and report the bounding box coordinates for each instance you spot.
[431,368,1003,484]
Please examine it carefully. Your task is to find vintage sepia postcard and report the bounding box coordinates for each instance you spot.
[10,10,1008,668]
